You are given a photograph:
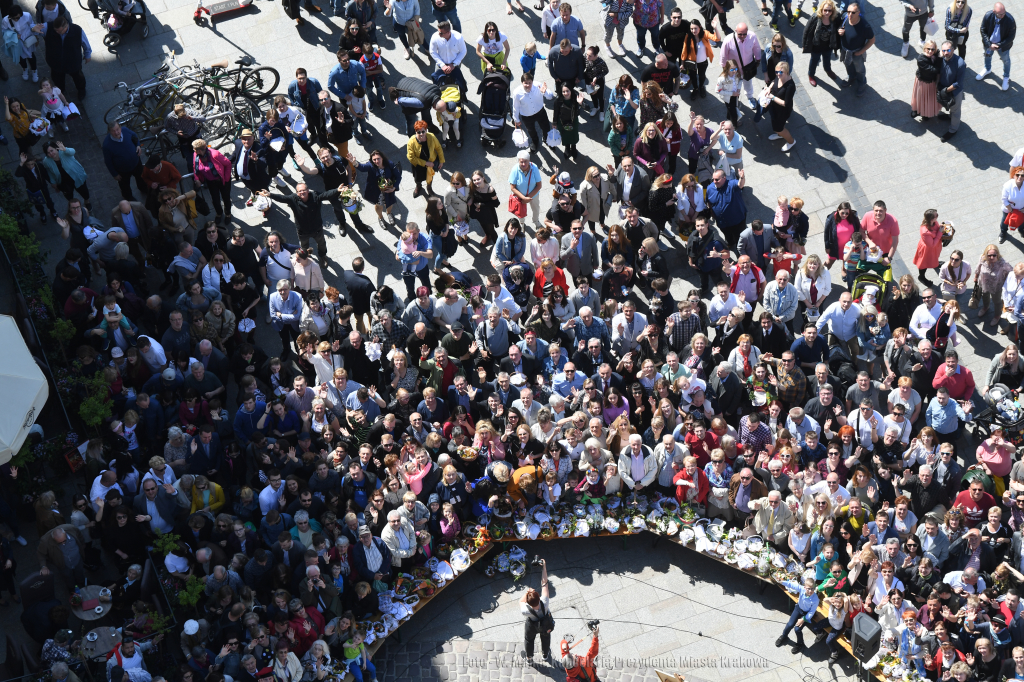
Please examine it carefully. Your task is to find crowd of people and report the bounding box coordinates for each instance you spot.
[3,0,1024,679]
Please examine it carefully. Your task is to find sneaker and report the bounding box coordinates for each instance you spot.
[14,536,26,546]
[768,133,782,140]
[900,42,909,58]
[791,643,802,654]
[21,70,29,81]
[917,39,925,48]
[747,97,758,109]
[789,12,797,25]
[775,636,786,648]
[736,111,744,122]
[814,632,828,645]
[635,47,643,57]
[604,41,613,55]
[31,70,39,82]
[976,67,990,80]
[456,140,462,148]
[782,140,795,151]
[1003,77,1011,90]
[770,21,778,30]
[829,652,840,663]
[599,111,604,121]
[588,107,598,116]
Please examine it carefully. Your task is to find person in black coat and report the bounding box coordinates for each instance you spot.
[945,530,997,575]
[750,311,791,358]
[822,202,862,268]
[801,7,841,86]
[230,133,271,199]
[709,364,744,424]
[898,338,943,402]
[262,185,339,260]
[343,259,376,334]
[498,346,540,380]
[636,238,670,291]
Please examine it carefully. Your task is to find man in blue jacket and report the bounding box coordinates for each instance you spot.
[102,122,145,201]
[977,2,1015,91]
[705,168,747,249]
[233,396,267,446]
[327,49,366,100]
[288,68,323,149]
[937,40,967,142]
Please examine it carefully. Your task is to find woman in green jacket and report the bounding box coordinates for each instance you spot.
[40,141,91,209]
[606,113,635,167]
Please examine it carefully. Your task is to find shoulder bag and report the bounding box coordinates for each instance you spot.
[735,36,758,81]
[527,603,555,634]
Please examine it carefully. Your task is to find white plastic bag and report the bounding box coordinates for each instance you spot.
[512,127,529,148]
[546,128,561,147]
[924,17,939,35]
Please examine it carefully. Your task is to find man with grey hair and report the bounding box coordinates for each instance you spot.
[618,434,656,492]
[784,407,820,451]
[944,563,986,595]
[654,433,687,496]
[51,662,81,682]
[475,305,521,367]
[751,489,794,549]
[204,564,243,595]
[300,562,342,616]
[512,387,542,426]
[872,537,908,567]
[381,510,418,571]
[194,547,214,576]
[898,464,945,519]
[710,361,743,422]
[561,306,610,351]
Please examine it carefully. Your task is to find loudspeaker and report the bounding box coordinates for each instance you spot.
[850,612,882,663]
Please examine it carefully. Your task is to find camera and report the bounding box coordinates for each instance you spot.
[586,620,600,632]
[531,555,545,567]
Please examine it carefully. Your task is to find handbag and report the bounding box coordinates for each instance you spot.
[194,184,212,215]
[968,280,981,309]
[735,37,758,81]
[512,127,529,149]
[508,193,527,218]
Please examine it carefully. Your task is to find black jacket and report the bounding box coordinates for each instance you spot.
[946,535,998,575]
[980,9,1016,51]
[899,348,942,399]
[823,209,862,260]
[268,189,339,236]
[801,14,840,52]
[751,322,791,358]
[343,271,376,314]
[915,54,941,83]
[43,21,86,74]
[230,142,271,189]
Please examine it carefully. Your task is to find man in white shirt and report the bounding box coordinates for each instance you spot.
[484,274,522,319]
[806,473,851,509]
[610,300,649,359]
[908,288,946,338]
[847,398,885,453]
[428,21,468,92]
[511,387,542,425]
[511,72,554,153]
[708,280,746,326]
[89,471,123,513]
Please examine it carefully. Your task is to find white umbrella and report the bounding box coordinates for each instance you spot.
[0,315,49,463]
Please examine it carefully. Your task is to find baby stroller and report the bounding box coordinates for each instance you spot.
[93,0,149,46]
[969,383,1024,443]
[850,270,890,306]
[478,68,510,148]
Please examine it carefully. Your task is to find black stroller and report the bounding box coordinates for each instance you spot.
[91,0,149,46]
[478,68,510,148]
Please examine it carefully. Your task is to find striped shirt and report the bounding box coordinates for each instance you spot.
[163,112,205,138]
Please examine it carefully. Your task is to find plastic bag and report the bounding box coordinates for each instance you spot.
[924,16,939,34]
[546,128,562,147]
[512,127,529,148]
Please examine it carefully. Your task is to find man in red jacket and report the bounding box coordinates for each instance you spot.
[931,349,976,401]
[561,627,599,682]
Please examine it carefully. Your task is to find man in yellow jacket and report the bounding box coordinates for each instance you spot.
[406,120,445,198]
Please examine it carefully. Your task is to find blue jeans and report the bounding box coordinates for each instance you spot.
[431,6,461,32]
[809,620,845,653]
[431,233,445,269]
[781,603,814,642]
[808,49,833,76]
[771,0,792,25]
[635,23,660,52]
[348,659,376,682]
[984,48,1011,78]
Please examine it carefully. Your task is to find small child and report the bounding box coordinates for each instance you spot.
[342,630,376,682]
[417,530,433,561]
[808,542,836,582]
[268,358,288,397]
[788,521,810,562]
[520,41,546,77]
[435,89,463,148]
[540,469,561,505]
[39,79,70,133]
[398,223,419,273]
[769,246,802,277]
[360,43,387,109]
[858,307,890,376]
[346,85,371,140]
[842,231,866,288]
[773,195,790,231]
[715,60,743,125]
[574,466,604,498]
[427,493,442,537]
[438,502,460,542]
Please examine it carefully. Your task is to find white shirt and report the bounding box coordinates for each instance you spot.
[847,409,885,451]
[621,170,635,207]
[137,336,167,372]
[908,301,946,338]
[794,268,833,306]
[529,237,560,268]
[511,84,554,122]
[89,473,124,513]
[202,262,237,290]
[477,31,509,54]
[882,415,912,444]
[1003,179,1024,214]
[429,31,467,68]
[708,292,743,322]
[489,285,522,316]
[147,498,173,533]
[943,570,986,594]
[806,479,851,509]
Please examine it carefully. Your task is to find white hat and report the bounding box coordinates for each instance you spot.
[510,373,527,387]
[516,150,531,161]
[110,347,124,358]
[184,620,200,635]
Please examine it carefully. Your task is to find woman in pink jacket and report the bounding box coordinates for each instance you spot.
[192,138,233,225]
[912,208,943,287]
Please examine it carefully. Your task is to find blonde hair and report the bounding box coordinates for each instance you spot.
[948,0,969,22]
[817,0,836,16]
[800,253,823,278]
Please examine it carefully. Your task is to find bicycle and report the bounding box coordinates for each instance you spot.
[179,54,279,100]
[103,57,208,129]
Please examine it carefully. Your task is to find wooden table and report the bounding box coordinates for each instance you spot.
[80,627,121,661]
[74,585,112,622]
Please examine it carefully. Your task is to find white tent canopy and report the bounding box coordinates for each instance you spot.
[0,315,49,464]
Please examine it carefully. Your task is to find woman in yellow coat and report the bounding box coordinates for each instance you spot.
[190,475,226,514]
[406,120,445,198]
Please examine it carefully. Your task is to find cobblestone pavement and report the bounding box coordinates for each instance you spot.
[0,0,1020,673]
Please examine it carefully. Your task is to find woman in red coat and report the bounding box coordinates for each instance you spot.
[912,208,943,287]
[532,258,569,299]
[672,455,710,507]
